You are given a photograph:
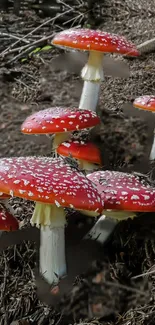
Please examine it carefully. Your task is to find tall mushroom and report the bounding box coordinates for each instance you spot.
[133,95,155,160]
[0,156,103,284]
[57,139,102,172]
[52,28,139,111]
[21,106,100,150]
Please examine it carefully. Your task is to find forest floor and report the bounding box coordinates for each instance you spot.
[0,0,155,324]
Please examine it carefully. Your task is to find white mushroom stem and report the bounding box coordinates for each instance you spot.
[85,210,137,244]
[53,132,72,150]
[79,51,104,111]
[31,202,67,285]
[84,215,117,244]
[149,129,155,160]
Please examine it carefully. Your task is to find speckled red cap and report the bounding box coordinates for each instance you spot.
[0,206,19,231]
[57,140,102,165]
[52,28,139,56]
[87,170,155,212]
[0,157,103,213]
[21,107,100,134]
[133,95,155,112]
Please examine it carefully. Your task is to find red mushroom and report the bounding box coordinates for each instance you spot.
[133,95,155,160]
[87,170,155,220]
[21,107,100,150]
[0,205,19,232]
[52,28,139,111]
[133,95,155,112]
[57,139,102,172]
[0,156,103,284]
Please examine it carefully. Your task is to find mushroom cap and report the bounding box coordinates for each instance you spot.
[52,28,139,56]
[87,170,155,212]
[0,157,103,213]
[21,107,100,134]
[0,206,19,231]
[57,140,102,164]
[133,95,155,112]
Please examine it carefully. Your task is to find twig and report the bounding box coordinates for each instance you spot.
[132,267,155,280]
[7,33,55,64]
[0,252,7,308]
[0,9,73,58]
[106,280,147,296]
[0,32,29,43]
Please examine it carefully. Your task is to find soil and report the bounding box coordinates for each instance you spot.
[0,0,155,324]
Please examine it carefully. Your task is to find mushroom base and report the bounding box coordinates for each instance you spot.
[53,132,72,150]
[40,225,66,284]
[31,202,67,284]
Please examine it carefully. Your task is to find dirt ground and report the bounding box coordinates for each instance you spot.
[1,0,155,324]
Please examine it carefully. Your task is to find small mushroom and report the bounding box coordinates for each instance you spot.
[87,170,155,220]
[0,204,19,233]
[133,95,155,160]
[52,28,139,111]
[21,106,100,150]
[57,139,102,172]
[0,157,103,285]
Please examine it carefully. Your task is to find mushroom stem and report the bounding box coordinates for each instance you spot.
[53,132,72,150]
[40,225,66,284]
[85,210,137,245]
[85,215,117,243]
[149,129,155,160]
[78,159,99,173]
[79,51,104,111]
[104,210,136,220]
[31,202,67,284]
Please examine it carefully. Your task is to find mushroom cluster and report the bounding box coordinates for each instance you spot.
[3,27,155,301]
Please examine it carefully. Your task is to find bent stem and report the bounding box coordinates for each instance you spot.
[85,210,137,244]
[85,215,117,244]
[79,51,104,111]
[31,202,67,284]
